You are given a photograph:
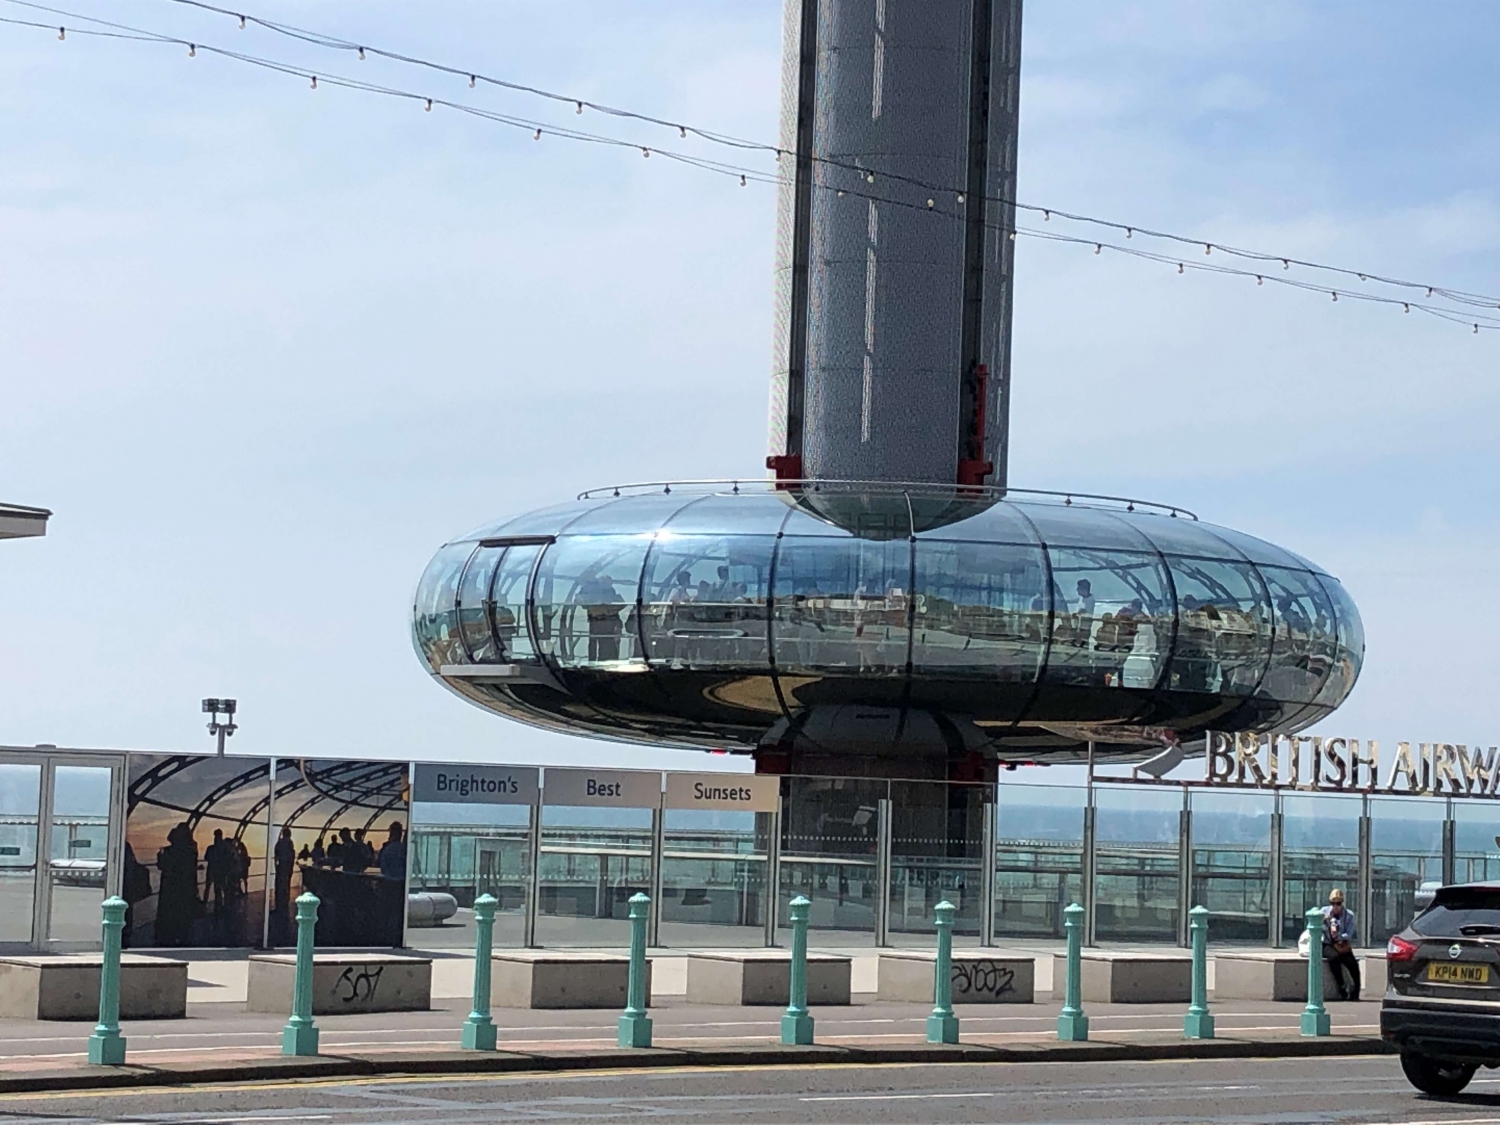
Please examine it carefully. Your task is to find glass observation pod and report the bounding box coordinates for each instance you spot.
[412,482,1363,763]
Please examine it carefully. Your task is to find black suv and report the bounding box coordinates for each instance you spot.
[1383,881,1500,1095]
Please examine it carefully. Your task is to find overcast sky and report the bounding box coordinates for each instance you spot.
[1,2,1496,771]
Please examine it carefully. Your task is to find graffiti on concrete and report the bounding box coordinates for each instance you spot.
[333,964,384,1005]
[951,960,1016,1000]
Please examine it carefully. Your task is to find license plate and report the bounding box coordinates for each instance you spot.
[1428,962,1491,984]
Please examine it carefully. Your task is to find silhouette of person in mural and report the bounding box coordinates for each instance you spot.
[121,842,151,948]
[378,822,406,882]
[274,826,295,917]
[154,821,200,947]
[205,829,234,914]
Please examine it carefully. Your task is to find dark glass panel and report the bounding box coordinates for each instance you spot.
[492,542,543,662]
[1042,548,1172,689]
[456,545,504,663]
[1013,503,1156,551]
[1199,522,1327,573]
[916,500,1040,545]
[1257,566,1338,719]
[560,494,694,536]
[661,493,794,536]
[411,542,472,672]
[1120,513,1247,560]
[1314,575,1364,708]
[461,498,601,541]
[911,540,1047,682]
[531,535,650,669]
[771,537,912,676]
[1162,555,1273,696]
[641,535,774,670]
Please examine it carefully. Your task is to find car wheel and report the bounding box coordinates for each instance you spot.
[1401,1051,1476,1096]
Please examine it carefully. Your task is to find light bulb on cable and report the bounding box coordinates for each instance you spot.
[237,14,245,29]
[357,47,365,60]
[534,128,542,140]
[1331,292,1337,302]
[1043,209,1050,220]
[1282,259,1289,270]
[1427,287,1434,298]
[956,193,965,203]
[424,98,432,112]
[1475,323,1480,334]
[1403,303,1410,313]
[469,75,476,88]
[679,126,686,138]
[1204,244,1212,255]
[866,172,874,183]
[576,102,583,114]
[926,198,934,209]
[642,147,650,158]
[1094,244,1101,254]
[1125,227,1132,238]
[188,43,196,57]
[310,75,317,89]
[57,26,64,39]
[1177,263,1184,274]
[1256,276,1263,286]
[739,175,746,187]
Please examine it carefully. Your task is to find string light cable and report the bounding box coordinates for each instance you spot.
[5,0,1497,333]
[151,0,1500,317]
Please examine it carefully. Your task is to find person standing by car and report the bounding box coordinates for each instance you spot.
[1323,888,1360,1000]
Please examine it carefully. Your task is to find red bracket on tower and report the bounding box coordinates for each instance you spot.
[956,363,991,487]
[766,453,803,489]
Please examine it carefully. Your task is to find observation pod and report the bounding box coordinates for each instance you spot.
[412,483,1363,774]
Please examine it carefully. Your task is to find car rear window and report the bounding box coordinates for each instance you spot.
[1413,889,1500,937]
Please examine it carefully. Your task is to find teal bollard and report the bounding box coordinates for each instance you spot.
[87,897,128,1065]
[1183,905,1214,1039]
[282,892,320,1057]
[618,892,652,1048]
[926,900,960,1044]
[1301,906,1331,1036]
[462,893,499,1051]
[781,895,814,1045]
[1057,902,1088,1041]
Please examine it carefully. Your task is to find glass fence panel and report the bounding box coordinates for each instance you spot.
[994,782,1084,939]
[1094,785,1182,942]
[779,776,885,942]
[1189,788,1273,944]
[1455,800,1500,884]
[408,803,531,949]
[47,765,113,943]
[887,782,986,944]
[659,808,769,947]
[1282,793,1361,943]
[1369,796,1446,945]
[536,805,653,946]
[0,763,41,945]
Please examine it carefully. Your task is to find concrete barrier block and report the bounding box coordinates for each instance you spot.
[877,951,1035,1003]
[685,952,851,1006]
[1214,951,1385,1001]
[0,955,187,1020]
[1055,951,1192,1004]
[246,953,431,1015]
[490,951,651,1009]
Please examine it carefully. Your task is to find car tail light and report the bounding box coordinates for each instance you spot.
[1388,935,1418,961]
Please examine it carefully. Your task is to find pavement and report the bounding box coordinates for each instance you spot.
[0,1055,1471,1124]
[0,995,1387,1093]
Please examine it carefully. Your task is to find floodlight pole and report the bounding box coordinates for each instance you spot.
[202,698,238,756]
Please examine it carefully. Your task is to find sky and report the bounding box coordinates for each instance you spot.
[1,1,1497,773]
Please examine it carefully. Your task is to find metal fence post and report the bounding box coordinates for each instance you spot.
[926,900,959,1044]
[781,895,814,1045]
[1301,907,1331,1037]
[87,897,127,1065]
[875,797,892,947]
[618,893,652,1047]
[763,807,781,948]
[1177,799,1193,948]
[1081,801,1098,947]
[282,892,320,1056]
[649,805,664,947]
[462,893,498,1051]
[1268,797,1285,948]
[1183,905,1213,1039]
[524,799,541,948]
[1057,901,1088,1041]
[980,797,997,947]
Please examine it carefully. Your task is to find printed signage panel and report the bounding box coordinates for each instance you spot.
[664,772,780,813]
[543,767,661,808]
[412,764,539,805]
